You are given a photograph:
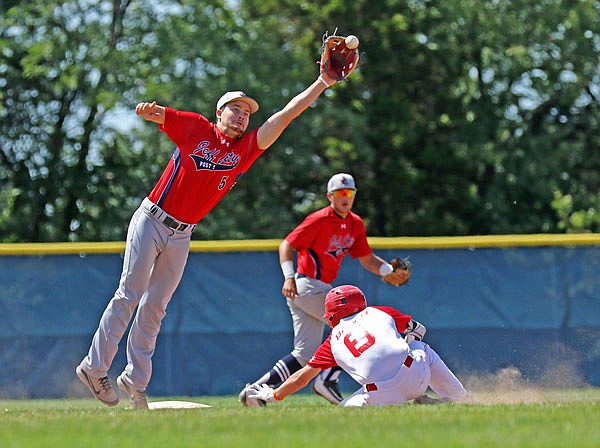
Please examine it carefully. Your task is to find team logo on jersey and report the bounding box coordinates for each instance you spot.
[189,141,240,171]
[326,234,355,260]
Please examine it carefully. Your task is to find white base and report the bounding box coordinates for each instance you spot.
[148,400,212,409]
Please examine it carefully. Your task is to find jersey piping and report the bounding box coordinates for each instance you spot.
[157,148,181,208]
[307,248,321,280]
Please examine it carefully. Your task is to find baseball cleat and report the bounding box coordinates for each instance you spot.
[238,383,267,407]
[76,365,119,407]
[117,374,149,410]
[312,374,343,404]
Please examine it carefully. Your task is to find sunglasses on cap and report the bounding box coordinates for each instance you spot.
[332,189,356,198]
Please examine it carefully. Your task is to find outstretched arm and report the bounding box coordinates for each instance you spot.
[274,365,321,400]
[135,101,166,124]
[250,365,321,403]
[256,73,336,150]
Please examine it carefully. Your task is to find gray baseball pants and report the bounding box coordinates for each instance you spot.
[286,276,332,365]
[79,198,193,390]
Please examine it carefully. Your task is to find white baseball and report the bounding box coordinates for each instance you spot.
[345,35,359,49]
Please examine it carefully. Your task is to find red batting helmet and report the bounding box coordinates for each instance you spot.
[323,285,367,328]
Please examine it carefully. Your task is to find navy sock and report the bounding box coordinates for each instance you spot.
[265,353,303,387]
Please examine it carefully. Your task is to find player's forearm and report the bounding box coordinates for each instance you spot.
[257,79,328,149]
[281,78,329,118]
[273,365,320,401]
[360,253,391,276]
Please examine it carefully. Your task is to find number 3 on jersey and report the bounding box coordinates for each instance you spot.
[343,329,375,357]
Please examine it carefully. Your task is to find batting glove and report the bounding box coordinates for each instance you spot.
[405,319,426,343]
[248,384,276,403]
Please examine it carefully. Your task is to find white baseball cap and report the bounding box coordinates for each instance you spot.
[327,173,356,192]
[216,91,259,114]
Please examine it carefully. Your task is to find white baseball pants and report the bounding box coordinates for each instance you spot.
[340,340,467,406]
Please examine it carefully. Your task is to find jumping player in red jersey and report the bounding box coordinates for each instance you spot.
[76,69,346,409]
[239,173,409,406]
[248,285,467,407]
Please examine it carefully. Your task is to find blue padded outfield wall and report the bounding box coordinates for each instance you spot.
[0,235,599,399]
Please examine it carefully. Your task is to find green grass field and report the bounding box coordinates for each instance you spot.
[1,389,599,448]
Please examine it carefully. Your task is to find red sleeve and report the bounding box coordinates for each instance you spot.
[372,306,412,333]
[348,216,372,259]
[307,335,338,370]
[285,212,322,250]
[159,107,212,149]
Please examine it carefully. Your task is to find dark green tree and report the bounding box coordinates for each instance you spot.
[1,0,598,242]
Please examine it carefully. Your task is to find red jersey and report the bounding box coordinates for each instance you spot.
[148,107,264,224]
[308,306,412,373]
[285,206,372,284]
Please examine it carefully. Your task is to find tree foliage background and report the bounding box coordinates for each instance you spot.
[1,0,599,242]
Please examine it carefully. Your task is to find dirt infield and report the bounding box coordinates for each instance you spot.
[462,366,591,404]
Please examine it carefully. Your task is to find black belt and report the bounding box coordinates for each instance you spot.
[366,354,413,392]
[149,205,193,232]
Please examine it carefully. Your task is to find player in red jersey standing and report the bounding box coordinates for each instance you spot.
[76,69,345,409]
[240,173,409,405]
[248,285,467,407]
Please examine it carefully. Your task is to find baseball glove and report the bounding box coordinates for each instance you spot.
[319,31,360,81]
[381,258,411,287]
